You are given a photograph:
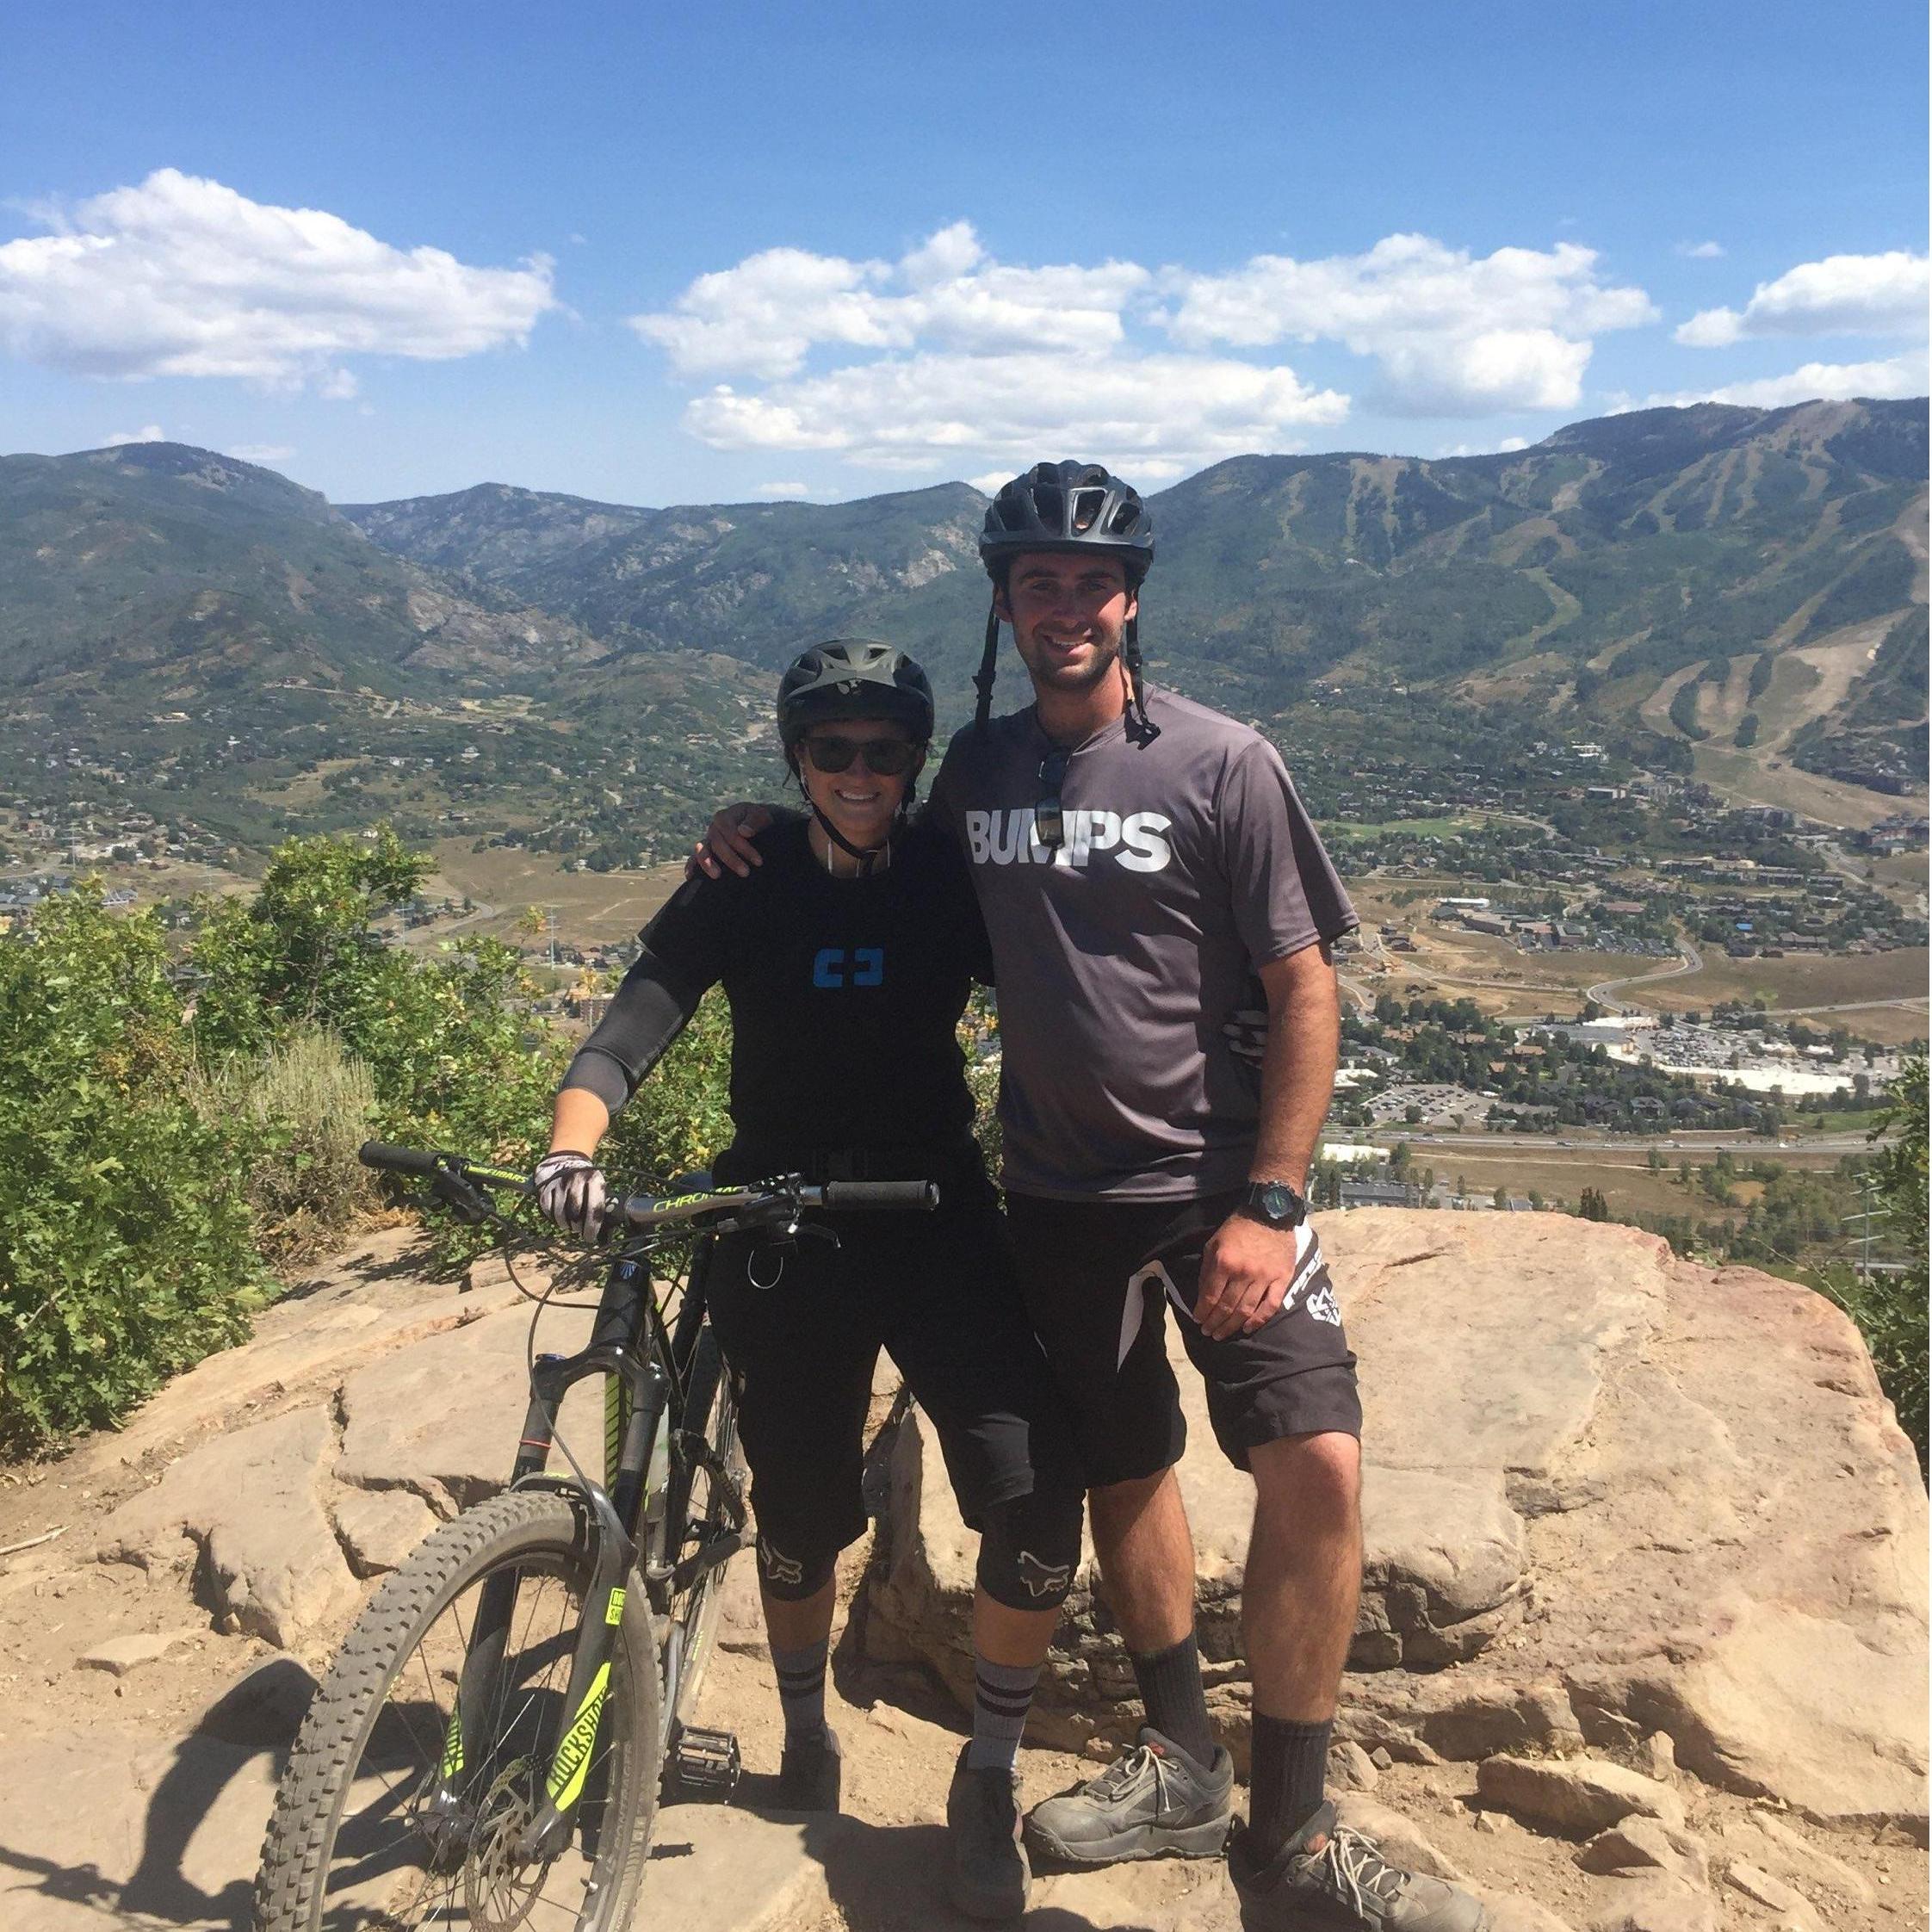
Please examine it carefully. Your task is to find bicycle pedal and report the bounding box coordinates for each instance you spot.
[669,1725,741,1799]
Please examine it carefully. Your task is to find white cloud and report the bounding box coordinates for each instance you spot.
[1628,350,1928,411]
[1676,250,1928,349]
[638,225,1662,474]
[1675,240,1726,260]
[631,223,1148,381]
[0,168,559,387]
[227,443,295,466]
[1164,235,1656,414]
[684,350,1347,474]
[755,480,810,497]
[102,423,164,445]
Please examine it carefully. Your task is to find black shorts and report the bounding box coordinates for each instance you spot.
[705,1196,1081,1574]
[1005,1190,1361,1486]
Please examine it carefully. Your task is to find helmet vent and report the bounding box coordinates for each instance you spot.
[1107,500,1140,536]
[1032,486,1064,528]
[1070,487,1105,533]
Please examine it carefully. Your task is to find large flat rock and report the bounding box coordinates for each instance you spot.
[97,1407,359,1650]
[867,1211,1929,1825]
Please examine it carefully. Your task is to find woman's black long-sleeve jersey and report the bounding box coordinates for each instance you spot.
[560,816,992,1180]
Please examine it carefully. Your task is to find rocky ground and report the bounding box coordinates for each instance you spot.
[0,1212,1924,1931]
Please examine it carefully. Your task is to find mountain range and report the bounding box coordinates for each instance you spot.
[2,398,1923,859]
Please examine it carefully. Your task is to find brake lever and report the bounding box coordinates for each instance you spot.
[427,1171,496,1225]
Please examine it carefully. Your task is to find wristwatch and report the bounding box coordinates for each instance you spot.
[1239,1180,1308,1229]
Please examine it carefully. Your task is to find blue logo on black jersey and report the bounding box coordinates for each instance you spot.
[812,947,884,988]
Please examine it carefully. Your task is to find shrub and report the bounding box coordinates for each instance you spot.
[1827,1059,1929,1471]
[210,1025,378,1264]
[190,828,571,1261]
[604,989,734,1187]
[0,885,260,1455]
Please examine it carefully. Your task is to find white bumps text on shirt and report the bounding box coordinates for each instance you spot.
[963,808,1173,873]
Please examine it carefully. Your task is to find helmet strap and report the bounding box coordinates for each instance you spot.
[973,598,1001,731]
[809,802,889,876]
[1123,614,1161,745]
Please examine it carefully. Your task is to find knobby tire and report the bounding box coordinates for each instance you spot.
[254,1490,661,1932]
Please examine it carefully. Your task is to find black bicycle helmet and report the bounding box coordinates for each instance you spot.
[776,639,934,873]
[973,461,1158,739]
[978,460,1155,587]
[776,638,935,747]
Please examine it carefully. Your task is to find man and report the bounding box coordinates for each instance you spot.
[703,462,1486,1932]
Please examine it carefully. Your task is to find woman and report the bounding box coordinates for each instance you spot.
[534,639,1081,1923]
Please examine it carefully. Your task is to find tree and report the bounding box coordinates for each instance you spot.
[1527,1189,1545,1211]
[1494,1185,1509,1210]
[1390,1140,1412,1176]
[1647,1148,1664,1173]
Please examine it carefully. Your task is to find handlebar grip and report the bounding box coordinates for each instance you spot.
[818,1180,941,1211]
[359,1141,442,1176]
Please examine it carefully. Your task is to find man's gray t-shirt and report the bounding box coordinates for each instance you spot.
[928,685,1357,1201]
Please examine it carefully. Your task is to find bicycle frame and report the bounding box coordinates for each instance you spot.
[428,1233,747,1867]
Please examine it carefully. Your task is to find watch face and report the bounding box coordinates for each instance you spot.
[1250,1182,1305,1225]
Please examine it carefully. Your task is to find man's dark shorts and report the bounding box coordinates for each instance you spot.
[706,1192,1081,1577]
[1005,1189,1361,1486]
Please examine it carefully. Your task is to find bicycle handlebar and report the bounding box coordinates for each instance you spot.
[359,1141,443,1178]
[814,1180,939,1211]
[360,1142,941,1231]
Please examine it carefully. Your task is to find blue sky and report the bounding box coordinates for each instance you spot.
[1,1,1924,506]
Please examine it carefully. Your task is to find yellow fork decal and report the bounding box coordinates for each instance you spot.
[439,1707,464,1780]
[545,1663,610,1809]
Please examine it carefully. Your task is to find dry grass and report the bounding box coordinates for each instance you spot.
[425,841,686,950]
[1638,946,1928,1015]
[1407,1145,1836,1226]
[1693,742,1910,830]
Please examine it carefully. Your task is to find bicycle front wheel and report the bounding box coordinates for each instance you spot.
[256,1489,660,1932]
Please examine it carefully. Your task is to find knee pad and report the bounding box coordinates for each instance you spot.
[976,1487,1084,1612]
[754,1532,838,1602]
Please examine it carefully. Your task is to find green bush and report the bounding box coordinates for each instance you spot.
[210,1025,378,1264]
[604,989,734,1186]
[190,828,571,1259]
[1827,1059,1929,1471]
[0,885,261,1455]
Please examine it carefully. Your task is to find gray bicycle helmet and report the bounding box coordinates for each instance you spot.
[973,461,1157,739]
[777,638,935,747]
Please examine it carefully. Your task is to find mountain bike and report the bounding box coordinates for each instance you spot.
[254,1141,937,1932]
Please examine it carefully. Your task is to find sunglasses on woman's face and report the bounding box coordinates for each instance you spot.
[801,734,920,777]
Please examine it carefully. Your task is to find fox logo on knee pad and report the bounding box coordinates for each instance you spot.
[1018,1550,1072,1600]
[759,1537,804,1587]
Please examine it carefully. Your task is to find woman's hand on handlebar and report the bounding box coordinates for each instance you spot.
[688,802,775,881]
[533,1150,610,1241]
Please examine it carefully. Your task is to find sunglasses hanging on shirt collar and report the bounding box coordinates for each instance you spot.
[1034,747,1070,851]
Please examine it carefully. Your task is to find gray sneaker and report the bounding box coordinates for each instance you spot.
[945,1744,1031,1921]
[1024,1727,1234,1867]
[1228,1802,1489,1931]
